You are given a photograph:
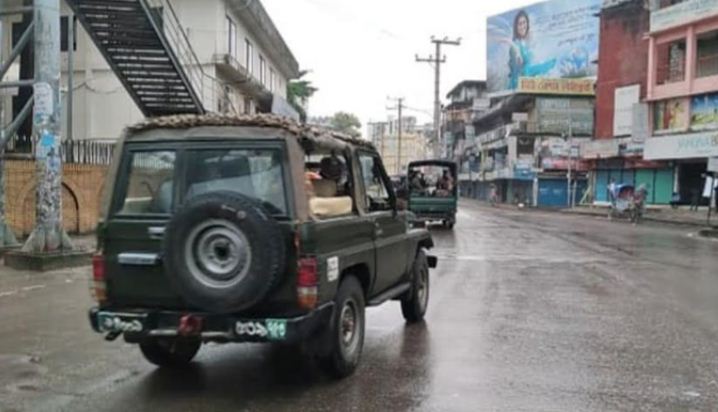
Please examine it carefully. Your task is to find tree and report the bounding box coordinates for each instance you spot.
[329,112,362,138]
[287,70,318,122]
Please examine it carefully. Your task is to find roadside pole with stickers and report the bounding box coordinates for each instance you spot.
[20,0,74,254]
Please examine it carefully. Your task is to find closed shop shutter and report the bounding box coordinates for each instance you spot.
[654,168,675,205]
[595,170,609,202]
[538,179,568,208]
[635,169,655,204]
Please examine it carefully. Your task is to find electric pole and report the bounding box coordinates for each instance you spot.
[416,36,461,159]
[21,0,74,254]
[387,97,404,175]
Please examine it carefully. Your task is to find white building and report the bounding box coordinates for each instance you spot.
[0,0,300,142]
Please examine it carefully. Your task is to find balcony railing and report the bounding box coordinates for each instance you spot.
[145,0,237,114]
[656,61,686,85]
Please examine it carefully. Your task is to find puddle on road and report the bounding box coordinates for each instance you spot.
[0,354,48,395]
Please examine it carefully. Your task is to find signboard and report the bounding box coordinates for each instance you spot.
[487,0,601,95]
[644,132,718,160]
[614,85,640,137]
[581,139,620,159]
[650,0,718,33]
[602,0,633,8]
[708,157,718,172]
[691,92,718,131]
[473,98,491,111]
[541,158,589,171]
[534,98,594,135]
[632,103,650,143]
[512,112,529,122]
[517,78,595,96]
[654,98,689,132]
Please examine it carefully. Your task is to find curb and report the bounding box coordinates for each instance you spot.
[462,198,715,229]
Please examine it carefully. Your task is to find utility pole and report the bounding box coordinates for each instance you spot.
[387,97,404,175]
[21,0,74,254]
[416,36,461,158]
[566,118,574,208]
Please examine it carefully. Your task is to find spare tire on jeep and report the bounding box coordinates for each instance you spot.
[162,191,286,314]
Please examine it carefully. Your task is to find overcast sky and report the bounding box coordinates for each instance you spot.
[262,0,539,134]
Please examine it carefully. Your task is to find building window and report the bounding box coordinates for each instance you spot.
[259,55,266,85]
[245,39,254,73]
[269,68,276,92]
[656,39,686,85]
[227,16,237,61]
[60,16,77,52]
[697,30,718,78]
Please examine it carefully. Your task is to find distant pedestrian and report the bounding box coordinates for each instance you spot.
[690,187,700,212]
[489,184,498,207]
[608,178,617,203]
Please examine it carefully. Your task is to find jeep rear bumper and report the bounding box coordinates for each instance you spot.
[88,303,334,344]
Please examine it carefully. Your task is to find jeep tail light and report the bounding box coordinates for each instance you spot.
[297,257,318,310]
[91,254,108,304]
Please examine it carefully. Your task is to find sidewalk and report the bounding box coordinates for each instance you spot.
[462,198,716,228]
[562,205,716,228]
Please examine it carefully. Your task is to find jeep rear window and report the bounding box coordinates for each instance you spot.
[117,150,176,215]
[184,148,288,215]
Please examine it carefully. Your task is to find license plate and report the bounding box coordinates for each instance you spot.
[235,319,287,341]
[97,312,146,333]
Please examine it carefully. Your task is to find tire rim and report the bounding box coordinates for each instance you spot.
[184,219,252,289]
[340,300,360,355]
[417,265,429,311]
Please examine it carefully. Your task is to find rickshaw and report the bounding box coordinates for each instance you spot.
[609,184,644,223]
[406,160,458,229]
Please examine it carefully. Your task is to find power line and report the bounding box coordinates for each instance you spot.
[415,36,461,158]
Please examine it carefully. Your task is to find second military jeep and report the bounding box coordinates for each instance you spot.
[89,114,436,378]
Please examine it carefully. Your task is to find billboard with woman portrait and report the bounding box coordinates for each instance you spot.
[487,0,601,95]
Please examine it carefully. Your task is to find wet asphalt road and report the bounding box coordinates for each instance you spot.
[2,201,718,412]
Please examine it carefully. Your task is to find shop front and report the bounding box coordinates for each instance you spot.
[644,131,718,205]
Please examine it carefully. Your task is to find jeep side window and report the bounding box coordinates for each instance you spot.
[117,151,176,215]
[184,149,288,215]
[358,154,392,212]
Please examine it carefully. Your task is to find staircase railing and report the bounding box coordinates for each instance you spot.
[143,0,237,115]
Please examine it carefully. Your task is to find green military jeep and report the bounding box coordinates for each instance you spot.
[89,114,436,378]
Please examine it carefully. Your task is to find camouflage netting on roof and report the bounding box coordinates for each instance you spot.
[125,113,375,150]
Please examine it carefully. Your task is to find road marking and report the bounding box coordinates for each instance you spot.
[21,285,46,292]
[0,290,18,298]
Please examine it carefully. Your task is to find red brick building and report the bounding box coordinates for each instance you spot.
[595,0,650,140]
[588,0,675,205]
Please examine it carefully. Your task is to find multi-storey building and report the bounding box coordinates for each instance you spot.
[642,0,718,205]
[0,0,300,144]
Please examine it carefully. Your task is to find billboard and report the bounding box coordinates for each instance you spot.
[654,98,689,132]
[691,92,718,130]
[534,97,594,135]
[487,0,601,95]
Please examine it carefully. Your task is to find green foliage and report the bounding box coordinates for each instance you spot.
[287,70,317,122]
[329,112,362,137]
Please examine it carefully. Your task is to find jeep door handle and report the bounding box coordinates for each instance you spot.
[148,227,166,240]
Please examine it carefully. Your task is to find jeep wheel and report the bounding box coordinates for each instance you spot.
[163,191,286,314]
[319,277,365,379]
[139,339,201,368]
[401,250,430,323]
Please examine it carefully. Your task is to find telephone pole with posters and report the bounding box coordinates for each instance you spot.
[416,36,461,158]
[5,0,86,271]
